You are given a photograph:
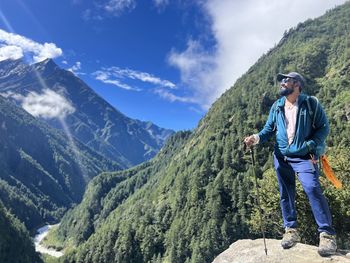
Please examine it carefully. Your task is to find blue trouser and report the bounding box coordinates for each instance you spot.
[273,153,336,235]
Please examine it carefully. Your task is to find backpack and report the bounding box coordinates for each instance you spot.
[305,96,319,129]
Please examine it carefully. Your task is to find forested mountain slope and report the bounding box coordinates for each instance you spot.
[0,201,42,263]
[56,2,350,262]
[0,96,120,231]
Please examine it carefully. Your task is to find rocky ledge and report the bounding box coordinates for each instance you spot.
[212,239,350,263]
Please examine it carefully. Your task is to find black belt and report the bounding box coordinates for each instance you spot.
[274,151,312,160]
[288,154,312,160]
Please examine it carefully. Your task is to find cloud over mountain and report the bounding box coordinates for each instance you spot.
[0,29,62,63]
[1,89,75,119]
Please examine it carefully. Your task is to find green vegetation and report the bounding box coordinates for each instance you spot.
[53,2,350,263]
[0,201,43,263]
[249,147,350,248]
[41,255,60,263]
[45,131,192,249]
[0,96,121,231]
[41,225,65,251]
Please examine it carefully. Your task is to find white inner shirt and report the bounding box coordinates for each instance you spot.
[284,99,298,145]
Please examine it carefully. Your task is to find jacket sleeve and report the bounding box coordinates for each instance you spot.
[258,102,277,144]
[306,102,330,156]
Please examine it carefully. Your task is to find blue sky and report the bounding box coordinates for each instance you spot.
[0,0,347,131]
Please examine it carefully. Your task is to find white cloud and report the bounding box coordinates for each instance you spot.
[93,70,141,91]
[154,88,197,103]
[0,45,23,61]
[67,61,85,75]
[80,0,136,20]
[93,67,176,91]
[109,67,176,88]
[3,89,75,119]
[168,40,216,109]
[153,0,169,10]
[33,43,63,62]
[82,9,103,21]
[169,0,347,109]
[104,0,136,15]
[0,29,62,63]
[71,61,81,71]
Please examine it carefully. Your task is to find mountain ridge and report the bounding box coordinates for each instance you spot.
[0,58,174,168]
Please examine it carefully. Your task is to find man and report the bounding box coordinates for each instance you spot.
[244,72,337,256]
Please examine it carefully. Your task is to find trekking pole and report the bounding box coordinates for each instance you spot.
[247,145,268,255]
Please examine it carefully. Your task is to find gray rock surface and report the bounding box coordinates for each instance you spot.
[212,239,350,263]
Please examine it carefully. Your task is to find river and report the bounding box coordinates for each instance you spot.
[34,225,64,258]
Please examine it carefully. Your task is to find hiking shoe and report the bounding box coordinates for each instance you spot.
[281,228,301,249]
[318,232,337,257]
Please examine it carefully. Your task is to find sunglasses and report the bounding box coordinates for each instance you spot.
[281,77,296,84]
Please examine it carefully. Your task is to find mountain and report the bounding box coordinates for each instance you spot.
[47,2,350,263]
[46,131,191,248]
[0,58,174,168]
[0,95,121,231]
[0,201,43,263]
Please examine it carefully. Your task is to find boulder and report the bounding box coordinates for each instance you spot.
[212,239,350,263]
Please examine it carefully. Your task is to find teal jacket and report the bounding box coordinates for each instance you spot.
[258,94,329,158]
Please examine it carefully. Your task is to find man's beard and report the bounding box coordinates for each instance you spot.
[279,86,294,96]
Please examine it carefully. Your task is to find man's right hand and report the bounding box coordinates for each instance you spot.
[244,135,257,148]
